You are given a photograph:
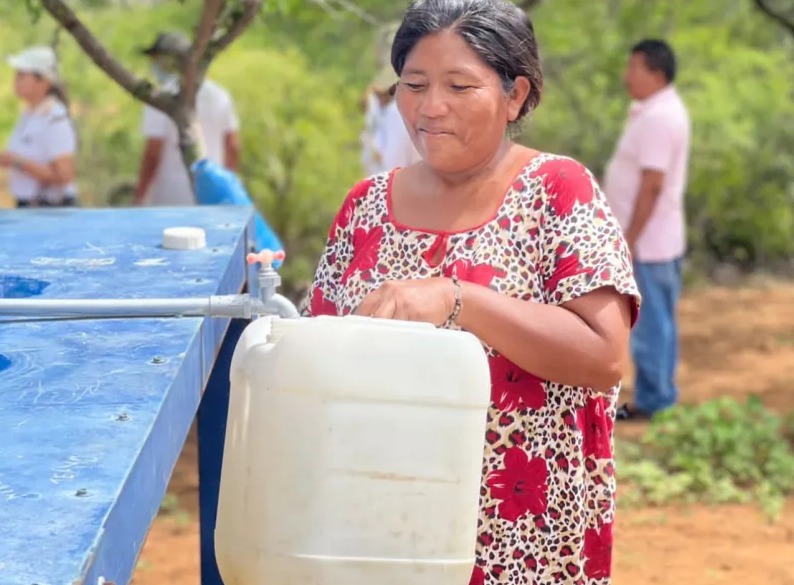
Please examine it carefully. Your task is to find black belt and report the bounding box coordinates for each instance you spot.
[15,197,77,208]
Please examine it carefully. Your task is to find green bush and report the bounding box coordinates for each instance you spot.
[527,0,794,268]
[618,396,794,520]
[0,3,362,293]
[213,46,361,294]
[1,0,792,288]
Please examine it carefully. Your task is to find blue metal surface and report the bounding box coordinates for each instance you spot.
[0,206,254,585]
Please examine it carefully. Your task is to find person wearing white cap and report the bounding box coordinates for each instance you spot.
[360,64,421,177]
[133,32,241,207]
[0,46,78,208]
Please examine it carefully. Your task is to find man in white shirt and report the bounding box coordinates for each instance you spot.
[134,32,241,206]
[360,65,421,176]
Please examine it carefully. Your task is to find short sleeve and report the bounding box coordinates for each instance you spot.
[534,158,640,324]
[141,105,170,139]
[43,116,76,159]
[301,179,373,317]
[636,113,676,172]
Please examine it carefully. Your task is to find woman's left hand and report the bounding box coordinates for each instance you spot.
[0,151,13,168]
[354,277,456,326]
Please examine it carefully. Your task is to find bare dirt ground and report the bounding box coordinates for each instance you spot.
[129,280,794,585]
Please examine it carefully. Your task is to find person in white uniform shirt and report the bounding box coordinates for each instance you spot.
[133,32,241,206]
[360,64,421,176]
[1,46,78,208]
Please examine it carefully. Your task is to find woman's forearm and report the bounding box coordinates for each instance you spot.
[14,156,70,186]
[456,282,626,392]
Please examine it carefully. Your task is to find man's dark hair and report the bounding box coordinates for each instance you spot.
[391,0,543,121]
[632,39,676,83]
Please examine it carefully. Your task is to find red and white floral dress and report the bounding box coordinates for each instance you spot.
[303,153,640,585]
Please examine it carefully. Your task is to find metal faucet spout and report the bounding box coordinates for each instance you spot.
[263,294,300,319]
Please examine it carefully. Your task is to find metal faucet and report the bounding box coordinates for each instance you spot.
[0,249,300,321]
[246,249,300,319]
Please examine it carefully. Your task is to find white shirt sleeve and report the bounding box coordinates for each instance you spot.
[43,116,77,160]
[142,105,171,139]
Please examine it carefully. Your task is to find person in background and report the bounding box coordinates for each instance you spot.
[360,64,421,176]
[134,32,240,207]
[604,39,691,421]
[304,0,640,582]
[1,46,78,208]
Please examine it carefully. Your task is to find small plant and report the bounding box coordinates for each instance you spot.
[617,396,794,520]
[159,492,181,515]
[782,409,794,448]
[158,492,194,533]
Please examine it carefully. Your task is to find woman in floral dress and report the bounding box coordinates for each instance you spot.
[303,0,640,583]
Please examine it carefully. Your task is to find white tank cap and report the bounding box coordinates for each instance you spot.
[162,226,207,250]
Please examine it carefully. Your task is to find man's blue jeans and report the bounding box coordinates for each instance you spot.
[631,258,683,415]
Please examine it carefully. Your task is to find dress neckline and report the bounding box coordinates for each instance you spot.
[385,151,543,236]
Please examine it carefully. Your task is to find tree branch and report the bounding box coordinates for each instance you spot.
[39,0,177,115]
[752,0,794,38]
[208,0,262,58]
[181,0,224,109]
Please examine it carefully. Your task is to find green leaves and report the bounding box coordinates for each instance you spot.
[529,0,794,267]
[212,45,360,294]
[24,0,43,22]
[5,0,793,286]
[619,396,794,520]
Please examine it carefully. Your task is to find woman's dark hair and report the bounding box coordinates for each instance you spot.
[632,39,676,83]
[33,73,78,149]
[33,73,71,112]
[391,0,543,121]
[47,83,71,111]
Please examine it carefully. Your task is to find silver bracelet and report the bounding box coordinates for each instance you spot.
[443,275,462,327]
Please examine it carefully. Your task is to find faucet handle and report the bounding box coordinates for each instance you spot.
[246,249,285,267]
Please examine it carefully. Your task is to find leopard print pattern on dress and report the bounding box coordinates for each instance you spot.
[304,153,640,585]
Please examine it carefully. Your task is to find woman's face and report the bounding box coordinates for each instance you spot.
[14,71,48,102]
[396,30,529,175]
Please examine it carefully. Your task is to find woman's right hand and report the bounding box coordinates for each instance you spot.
[354,277,457,327]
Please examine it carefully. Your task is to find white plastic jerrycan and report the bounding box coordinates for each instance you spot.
[215,314,491,585]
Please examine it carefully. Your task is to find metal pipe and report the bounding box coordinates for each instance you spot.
[0,250,303,321]
[0,294,290,320]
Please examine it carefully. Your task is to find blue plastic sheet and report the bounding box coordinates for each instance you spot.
[192,159,284,267]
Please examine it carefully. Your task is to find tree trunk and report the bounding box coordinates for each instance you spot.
[173,106,204,193]
[38,0,264,195]
[752,0,794,38]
